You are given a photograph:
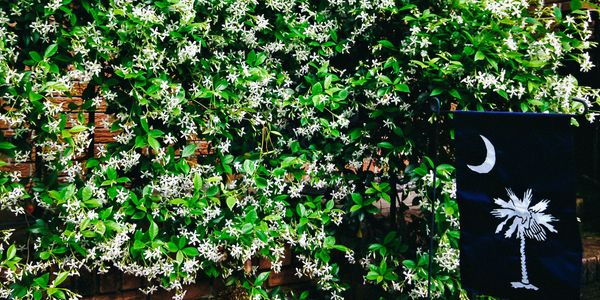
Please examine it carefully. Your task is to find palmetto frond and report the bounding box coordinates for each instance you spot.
[529,199,549,213]
[505,217,523,238]
[521,189,533,208]
[491,189,557,241]
[493,197,516,210]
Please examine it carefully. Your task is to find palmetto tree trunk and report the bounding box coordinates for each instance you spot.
[510,234,538,290]
[519,235,529,284]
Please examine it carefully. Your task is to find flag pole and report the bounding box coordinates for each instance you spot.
[572,97,589,115]
[428,97,441,300]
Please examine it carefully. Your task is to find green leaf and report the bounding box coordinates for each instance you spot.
[402,259,416,269]
[312,82,323,95]
[140,118,149,132]
[82,186,93,201]
[33,290,42,300]
[226,196,236,210]
[554,6,562,19]
[86,159,99,168]
[206,185,219,197]
[147,136,160,151]
[247,50,257,64]
[255,52,266,66]
[193,174,202,192]
[69,125,87,133]
[377,142,393,149]
[222,154,234,164]
[474,50,485,61]
[571,0,582,11]
[379,75,392,84]
[6,245,16,260]
[0,142,16,150]
[44,44,58,58]
[182,144,196,158]
[29,92,44,101]
[182,247,199,257]
[449,89,461,99]
[149,221,158,240]
[116,177,130,183]
[243,160,256,174]
[39,252,51,260]
[463,46,475,55]
[378,40,394,49]
[325,200,334,210]
[255,271,270,286]
[366,271,379,280]
[29,51,42,62]
[300,291,310,300]
[255,177,268,188]
[167,242,179,252]
[497,90,509,100]
[148,129,163,138]
[324,75,333,89]
[53,271,69,287]
[351,193,363,204]
[430,88,443,96]
[296,203,307,217]
[338,89,349,100]
[529,99,544,106]
[395,83,410,93]
[106,168,117,180]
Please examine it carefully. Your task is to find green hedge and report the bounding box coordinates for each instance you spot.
[0,0,598,299]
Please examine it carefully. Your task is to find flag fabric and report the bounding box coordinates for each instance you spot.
[454,111,582,299]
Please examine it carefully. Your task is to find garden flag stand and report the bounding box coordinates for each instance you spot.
[453,110,583,299]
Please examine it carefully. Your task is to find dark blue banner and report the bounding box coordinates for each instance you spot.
[454,111,582,299]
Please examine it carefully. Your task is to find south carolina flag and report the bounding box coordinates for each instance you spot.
[454,111,582,299]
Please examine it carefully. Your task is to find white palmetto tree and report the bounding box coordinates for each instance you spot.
[491,188,558,290]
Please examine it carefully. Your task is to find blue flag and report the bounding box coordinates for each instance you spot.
[454,111,582,299]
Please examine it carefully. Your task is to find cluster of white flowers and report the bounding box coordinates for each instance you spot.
[481,0,529,19]
[434,237,460,273]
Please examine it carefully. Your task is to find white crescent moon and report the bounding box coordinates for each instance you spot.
[467,135,496,174]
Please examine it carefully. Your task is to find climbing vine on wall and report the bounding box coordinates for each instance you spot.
[0,0,598,299]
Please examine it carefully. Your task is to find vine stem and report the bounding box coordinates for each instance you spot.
[428,98,440,300]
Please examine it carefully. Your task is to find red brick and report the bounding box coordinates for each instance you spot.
[212,278,225,292]
[94,129,116,143]
[0,162,34,177]
[122,273,143,291]
[118,290,147,300]
[74,269,97,296]
[98,269,121,293]
[93,113,112,130]
[0,211,23,224]
[281,245,292,266]
[83,294,115,300]
[183,281,212,299]
[583,257,598,283]
[259,247,292,270]
[48,96,84,109]
[268,267,304,287]
[258,257,271,270]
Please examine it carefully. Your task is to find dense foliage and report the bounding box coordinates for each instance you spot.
[0,0,598,299]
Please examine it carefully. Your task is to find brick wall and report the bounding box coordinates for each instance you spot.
[581,236,600,299]
[71,250,302,300]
